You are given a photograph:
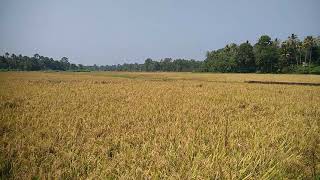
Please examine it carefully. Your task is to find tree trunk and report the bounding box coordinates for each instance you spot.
[305,50,307,64]
[299,50,301,65]
[309,48,312,66]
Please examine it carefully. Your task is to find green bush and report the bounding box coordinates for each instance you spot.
[310,66,320,74]
[293,65,320,74]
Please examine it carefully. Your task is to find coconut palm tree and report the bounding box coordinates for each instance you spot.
[297,42,303,65]
[4,52,10,58]
[303,36,315,66]
[288,34,299,65]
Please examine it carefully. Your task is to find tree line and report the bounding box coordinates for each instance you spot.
[205,34,320,73]
[1,34,320,73]
[0,53,77,71]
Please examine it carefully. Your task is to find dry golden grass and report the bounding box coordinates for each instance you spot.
[0,72,319,179]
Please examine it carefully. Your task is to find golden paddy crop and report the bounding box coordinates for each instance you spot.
[0,72,319,179]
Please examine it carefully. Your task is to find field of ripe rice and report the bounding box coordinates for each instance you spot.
[0,72,319,179]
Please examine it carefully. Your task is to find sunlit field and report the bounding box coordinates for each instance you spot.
[0,72,319,179]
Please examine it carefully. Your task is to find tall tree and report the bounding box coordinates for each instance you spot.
[254,35,279,73]
[34,53,40,59]
[303,36,315,66]
[144,58,154,71]
[4,52,10,58]
[289,34,299,65]
[60,57,70,70]
[236,41,255,72]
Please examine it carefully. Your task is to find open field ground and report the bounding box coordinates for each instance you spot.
[0,72,319,179]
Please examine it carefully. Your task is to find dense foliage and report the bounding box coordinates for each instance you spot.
[204,34,320,73]
[1,34,320,73]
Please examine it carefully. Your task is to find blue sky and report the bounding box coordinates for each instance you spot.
[0,0,319,65]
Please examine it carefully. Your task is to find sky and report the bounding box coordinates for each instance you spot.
[0,0,319,65]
